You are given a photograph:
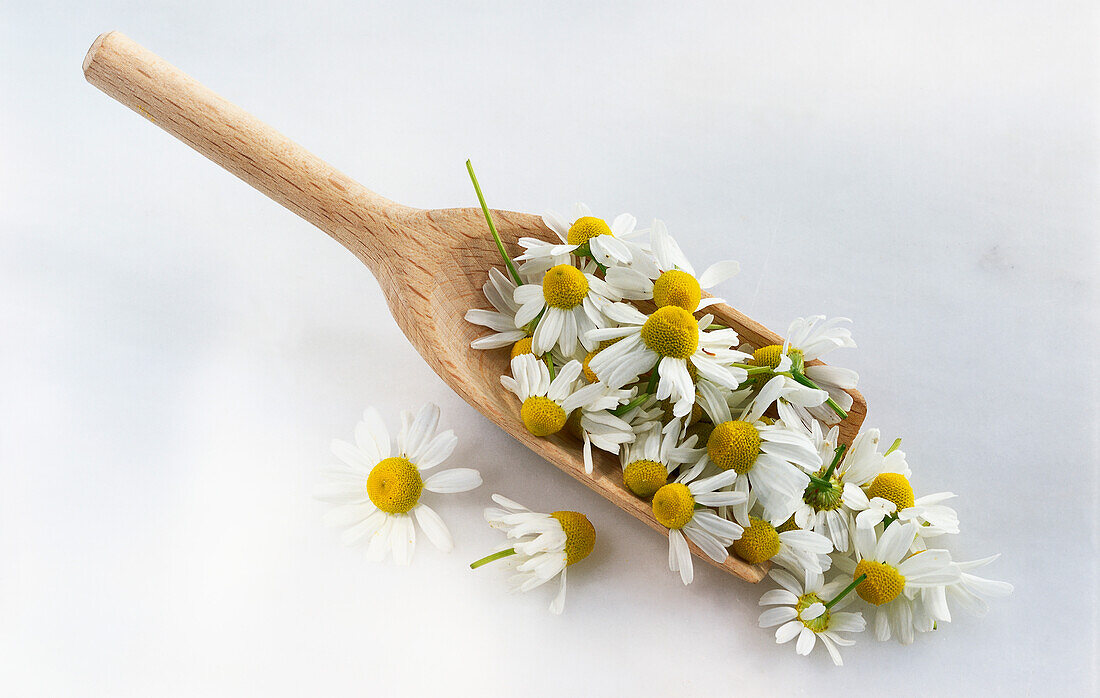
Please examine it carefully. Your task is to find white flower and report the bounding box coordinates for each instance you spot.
[619,421,704,498]
[477,494,596,614]
[513,263,618,357]
[465,266,529,350]
[587,304,750,417]
[501,354,610,438]
[316,404,482,564]
[651,459,748,585]
[730,499,834,576]
[759,568,866,666]
[700,394,820,525]
[571,382,637,474]
[788,421,854,552]
[783,316,859,424]
[518,203,652,273]
[842,522,961,644]
[603,219,740,312]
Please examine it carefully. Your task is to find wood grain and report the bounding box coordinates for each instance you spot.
[83,31,867,584]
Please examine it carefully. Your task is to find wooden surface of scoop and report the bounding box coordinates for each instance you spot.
[83,31,867,584]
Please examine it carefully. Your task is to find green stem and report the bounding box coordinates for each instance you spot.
[884,438,902,456]
[790,369,848,420]
[882,513,898,528]
[736,364,773,376]
[466,160,523,286]
[825,573,867,609]
[611,393,650,417]
[469,548,517,569]
[645,364,660,394]
[545,353,556,380]
[820,443,847,481]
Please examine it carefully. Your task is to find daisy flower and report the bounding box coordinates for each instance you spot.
[729,499,834,575]
[604,219,740,313]
[512,263,618,357]
[518,202,653,273]
[759,568,866,666]
[619,421,704,499]
[748,315,858,424]
[699,391,820,525]
[472,494,596,614]
[937,554,1014,619]
[651,459,747,585]
[316,404,482,564]
[502,354,612,438]
[787,420,854,552]
[842,522,961,644]
[465,266,529,350]
[568,382,637,474]
[587,303,750,417]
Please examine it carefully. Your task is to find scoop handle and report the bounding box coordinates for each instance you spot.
[82,31,411,274]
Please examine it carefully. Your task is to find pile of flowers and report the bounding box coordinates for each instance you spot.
[457,164,1010,664]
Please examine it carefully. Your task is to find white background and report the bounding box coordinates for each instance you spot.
[1,2,1096,696]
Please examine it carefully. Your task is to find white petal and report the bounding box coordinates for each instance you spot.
[414,504,454,552]
[423,468,483,493]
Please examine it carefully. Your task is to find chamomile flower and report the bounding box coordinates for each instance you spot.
[465,266,529,350]
[567,382,637,474]
[748,316,858,424]
[759,568,866,666]
[518,203,653,274]
[502,354,611,438]
[787,421,853,552]
[619,421,704,498]
[651,460,747,585]
[842,522,961,644]
[474,494,596,614]
[604,219,740,312]
[699,392,820,525]
[316,404,482,564]
[512,263,618,357]
[729,499,834,575]
[587,304,750,417]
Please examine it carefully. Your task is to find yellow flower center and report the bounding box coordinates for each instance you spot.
[866,472,915,510]
[366,457,423,514]
[582,350,600,383]
[731,516,781,563]
[796,592,830,632]
[751,344,804,374]
[510,336,535,359]
[520,396,567,437]
[640,306,699,359]
[652,269,703,312]
[623,459,668,498]
[707,420,761,474]
[566,216,613,246]
[854,559,906,605]
[652,483,695,530]
[542,264,589,309]
[550,511,596,566]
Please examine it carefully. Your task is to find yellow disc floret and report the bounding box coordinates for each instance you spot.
[731,516,781,563]
[623,459,668,499]
[776,516,801,533]
[854,559,906,606]
[640,306,699,359]
[751,344,804,371]
[520,396,567,437]
[542,264,589,309]
[652,483,695,530]
[582,350,600,383]
[510,337,535,359]
[707,420,762,474]
[366,457,423,514]
[866,472,915,511]
[796,592,830,632]
[652,269,703,312]
[550,511,596,566]
[566,216,613,246]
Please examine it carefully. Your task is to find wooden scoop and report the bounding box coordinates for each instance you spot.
[83,31,866,583]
